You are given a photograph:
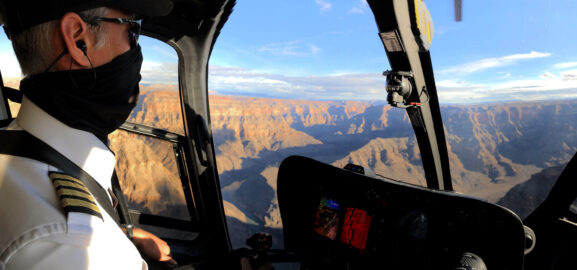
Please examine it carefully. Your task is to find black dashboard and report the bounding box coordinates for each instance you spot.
[277,156,526,269]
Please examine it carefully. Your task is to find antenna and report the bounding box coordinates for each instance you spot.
[454,0,463,21]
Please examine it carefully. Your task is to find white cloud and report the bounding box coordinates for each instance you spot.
[500,72,512,79]
[437,80,470,88]
[540,72,556,79]
[209,65,384,100]
[553,62,577,69]
[496,71,577,91]
[439,51,551,75]
[435,69,577,103]
[349,7,364,14]
[497,78,575,93]
[438,91,491,104]
[140,61,178,85]
[139,63,577,104]
[209,65,577,103]
[349,0,368,14]
[463,72,577,103]
[214,76,289,86]
[258,41,321,57]
[315,0,332,12]
[561,70,577,81]
[310,44,321,54]
[151,46,178,60]
[435,80,488,103]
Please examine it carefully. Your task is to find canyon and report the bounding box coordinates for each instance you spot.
[107,87,577,248]
[6,82,575,248]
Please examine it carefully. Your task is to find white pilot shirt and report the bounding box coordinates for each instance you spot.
[0,97,147,270]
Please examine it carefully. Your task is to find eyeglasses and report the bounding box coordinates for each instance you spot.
[91,17,142,49]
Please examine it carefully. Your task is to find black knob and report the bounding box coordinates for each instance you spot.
[247,232,272,251]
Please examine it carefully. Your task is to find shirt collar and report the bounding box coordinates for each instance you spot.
[15,97,116,194]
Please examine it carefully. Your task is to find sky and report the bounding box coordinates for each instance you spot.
[2,0,577,104]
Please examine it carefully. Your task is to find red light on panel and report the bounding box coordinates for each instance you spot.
[340,207,372,251]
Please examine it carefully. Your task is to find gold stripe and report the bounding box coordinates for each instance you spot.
[61,198,101,214]
[414,0,420,30]
[52,180,90,194]
[56,189,96,203]
[49,172,85,186]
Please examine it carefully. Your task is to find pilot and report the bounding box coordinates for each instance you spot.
[0,0,177,269]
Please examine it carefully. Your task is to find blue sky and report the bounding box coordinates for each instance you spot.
[209,0,577,103]
[2,0,577,103]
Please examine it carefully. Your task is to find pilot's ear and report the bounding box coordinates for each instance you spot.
[59,12,91,68]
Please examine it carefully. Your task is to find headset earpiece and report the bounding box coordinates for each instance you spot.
[76,40,87,56]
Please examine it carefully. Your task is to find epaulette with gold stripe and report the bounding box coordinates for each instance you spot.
[49,172,103,219]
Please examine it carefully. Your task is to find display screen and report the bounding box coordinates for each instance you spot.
[313,197,343,240]
[313,197,373,252]
[340,207,372,251]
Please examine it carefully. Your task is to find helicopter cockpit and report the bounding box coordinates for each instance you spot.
[2,0,577,269]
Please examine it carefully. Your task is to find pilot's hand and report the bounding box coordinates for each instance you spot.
[132,227,178,265]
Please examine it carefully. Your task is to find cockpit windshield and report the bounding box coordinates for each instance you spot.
[208,0,577,249]
[429,0,577,217]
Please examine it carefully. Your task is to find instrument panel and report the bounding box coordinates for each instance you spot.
[277,156,525,269]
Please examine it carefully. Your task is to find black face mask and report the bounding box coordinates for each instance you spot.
[20,45,143,143]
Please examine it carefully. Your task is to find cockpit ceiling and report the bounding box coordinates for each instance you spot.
[142,0,235,42]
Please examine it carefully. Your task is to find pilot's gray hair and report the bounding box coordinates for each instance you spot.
[6,7,110,76]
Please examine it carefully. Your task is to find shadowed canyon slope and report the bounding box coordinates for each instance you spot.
[498,163,567,220]
[109,88,577,247]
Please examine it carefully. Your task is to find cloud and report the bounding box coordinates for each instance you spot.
[209,65,384,100]
[439,51,551,75]
[139,63,577,104]
[435,70,577,104]
[151,45,178,60]
[462,72,577,103]
[315,0,332,12]
[310,44,321,54]
[553,62,577,69]
[540,72,556,79]
[140,61,178,85]
[349,0,368,14]
[488,70,577,92]
[258,41,321,57]
[562,70,577,81]
[188,65,577,103]
[433,52,577,103]
[500,72,512,79]
[435,80,488,103]
[437,80,483,89]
